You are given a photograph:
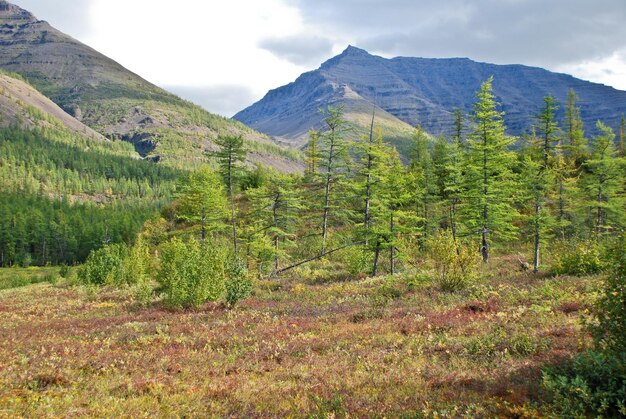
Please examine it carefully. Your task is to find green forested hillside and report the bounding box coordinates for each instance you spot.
[0,194,159,266]
[0,124,181,267]
[0,126,178,199]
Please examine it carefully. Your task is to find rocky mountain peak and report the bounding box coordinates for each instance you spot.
[0,1,36,23]
[320,45,375,70]
[342,45,370,56]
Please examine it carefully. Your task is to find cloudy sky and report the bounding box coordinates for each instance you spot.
[12,0,626,117]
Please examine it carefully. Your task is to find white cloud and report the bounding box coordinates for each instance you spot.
[79,0,315,114]
[557,50,626,91]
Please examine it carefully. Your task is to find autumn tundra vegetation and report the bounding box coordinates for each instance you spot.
[1,78,625,417]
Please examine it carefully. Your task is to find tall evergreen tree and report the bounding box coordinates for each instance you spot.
[619,113,625,158]
[176,168,228,241]
[246,173,303,274]
[461,77,518,262]
[565,89,588,165]
[305,129,321,178]
[579,122,625,238]
[214,135,246,253]
[445,109,466,241]
[317,105,351,254]
[525,95,560,272]
[409,125,437,246]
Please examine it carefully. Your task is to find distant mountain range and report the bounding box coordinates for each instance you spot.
[235,46,626,148]
[0,0,301,171]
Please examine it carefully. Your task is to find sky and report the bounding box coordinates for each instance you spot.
[12,0,626,117]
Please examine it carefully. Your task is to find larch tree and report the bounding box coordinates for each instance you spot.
[443,108,466,242]
[247,172,303,274]
[305,129,321,179]
[214,135,246,253]
[409,124,437,247]
[525,95,560,272]
[384,148,413,275]
[521,96,561,273]
[619,113,625,158]
[565,89,588,166]
[461,77,518,262]
[579,122,625,238]
[175,167,228,241]
[318,105,351,255]
[354,109,389,247]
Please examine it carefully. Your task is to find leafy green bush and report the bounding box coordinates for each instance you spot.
[59,264,70,279]
[225,260,252,308]
[543,235,626,417]
[551,240,605,276]
[340,245,373,277]
[78,244,128,285]
[119,236,152,286]
[157,238,226,308]
[543,350,626,418]
[591,236,626,353]
[0,274,29,290]
[426,230,479,291]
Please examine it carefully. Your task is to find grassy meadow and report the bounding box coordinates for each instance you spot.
[0,257,598,417]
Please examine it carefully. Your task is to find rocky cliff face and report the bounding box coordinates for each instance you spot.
[0,1,302,171]
[235,46,626,143]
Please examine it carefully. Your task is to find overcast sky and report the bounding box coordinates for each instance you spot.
[12,0,626,117]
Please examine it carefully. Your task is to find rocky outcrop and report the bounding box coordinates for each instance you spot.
[235,46,626,142]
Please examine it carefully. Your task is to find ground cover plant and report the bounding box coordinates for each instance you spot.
[0,257,600,417]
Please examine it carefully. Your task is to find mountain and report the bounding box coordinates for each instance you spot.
[0,0,302,172]
[0,71,106,139]
[235,46,626,147]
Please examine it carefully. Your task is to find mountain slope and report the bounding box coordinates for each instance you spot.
[0,71,106,140]
[0,0,302,171]
[235,46,626,144]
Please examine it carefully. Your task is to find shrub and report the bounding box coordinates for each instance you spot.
[225,260,252,308]
[543,350,626,418]
[133,280,154,307]
[543,235,626,417]
[591,235,626,353]
[426,230,479,292]
[78,244,128,285]
[340,245,373,277]
[59,264,70,278]
[0,274,28,290]
[551,240,605,276]
[119,236,151,286]
[157,238,226,308]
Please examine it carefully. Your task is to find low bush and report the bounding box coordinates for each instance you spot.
[59,264,70,278]
[225,259,252,308]
[119,236,152,286]
[543,235,626,417]
[157,237,227,308]
[78,244,128,285]
[340,245,373,277]
[426,230,479,292]
[0,274,29,290]
[551,240,605,276]
[543,350,626,418]
[591,236,626,353]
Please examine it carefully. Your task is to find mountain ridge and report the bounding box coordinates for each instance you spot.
[235,45,626,146]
